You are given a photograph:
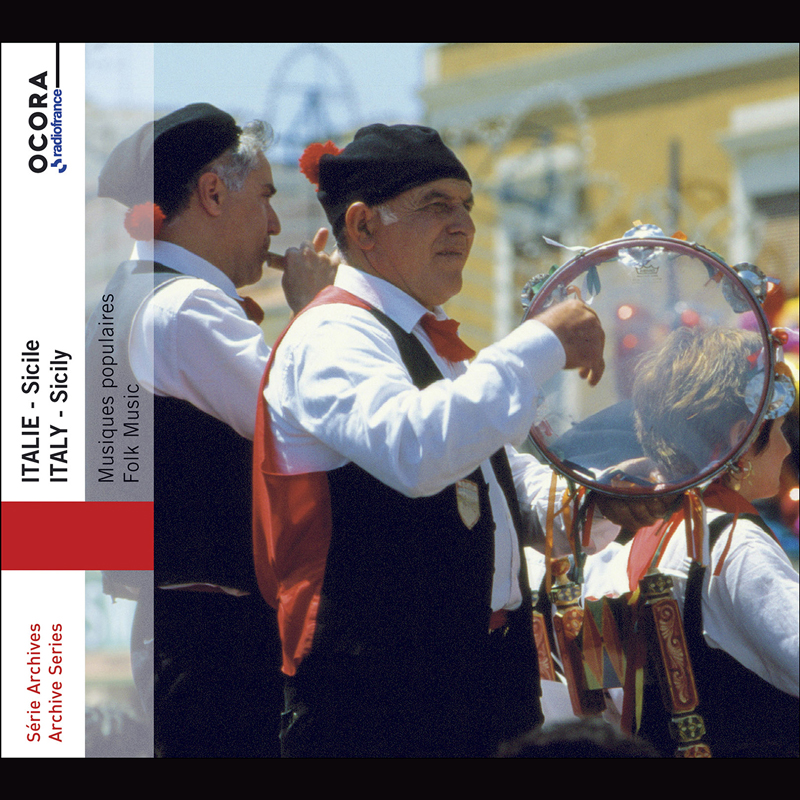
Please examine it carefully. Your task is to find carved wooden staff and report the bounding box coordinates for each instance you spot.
[530,588,558,683]
[550,556,605,716]
[639,569,712,757]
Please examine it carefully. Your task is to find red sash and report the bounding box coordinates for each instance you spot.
[252,287,372,675]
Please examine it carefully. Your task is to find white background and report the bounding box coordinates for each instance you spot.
[2,42,86,758]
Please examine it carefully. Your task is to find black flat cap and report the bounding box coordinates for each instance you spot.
[312,123,470,232]
[98,102,241,215]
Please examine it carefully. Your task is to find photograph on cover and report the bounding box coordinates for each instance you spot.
[83,42,800,760]
[4,42,797,760]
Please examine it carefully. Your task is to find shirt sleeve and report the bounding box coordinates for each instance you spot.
[704,520,799,697]
[130,279,270,440]
[267,304,566,497]
[507,446,621,557]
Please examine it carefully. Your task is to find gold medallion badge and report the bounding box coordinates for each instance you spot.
[456,479,480,530]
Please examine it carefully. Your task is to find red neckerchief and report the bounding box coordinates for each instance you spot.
[703,481,772,575]
[418,313,476,362]
[701,481,759,516]
[626,481,762,591]
[237,295,265,324]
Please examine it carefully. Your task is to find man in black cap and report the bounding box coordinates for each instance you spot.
[86,103,336,757]
[251,124,661,757]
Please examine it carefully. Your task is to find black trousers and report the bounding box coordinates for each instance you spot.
[280,610,542,758]
[149,589,283,758]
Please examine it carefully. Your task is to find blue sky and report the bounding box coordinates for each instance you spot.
[86,43,429,158]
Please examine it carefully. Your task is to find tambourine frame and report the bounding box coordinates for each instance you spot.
[522,235,777,498]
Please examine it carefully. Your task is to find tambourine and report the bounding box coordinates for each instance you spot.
[521,223,795,497]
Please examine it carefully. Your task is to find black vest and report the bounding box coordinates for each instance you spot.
[86,261,258,593]
[639,513,799,757]
[294,308,541,756]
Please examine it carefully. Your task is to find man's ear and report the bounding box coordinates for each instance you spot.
[344,202,377,250]
[195,171,227,217]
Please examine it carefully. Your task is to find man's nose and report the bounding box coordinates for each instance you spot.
[270,206,281,236]
[450,206,475,236]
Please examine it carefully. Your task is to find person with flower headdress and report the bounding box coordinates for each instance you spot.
[252,123,674,757]
[582,325,799,757]
[86,103,337,757]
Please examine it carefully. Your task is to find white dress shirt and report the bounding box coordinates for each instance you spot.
[582,510,799,697]
[265,263,604,613]
[128,240,270,440]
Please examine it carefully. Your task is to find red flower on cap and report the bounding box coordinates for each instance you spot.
[124,202,166,240]
[299,141,342,189]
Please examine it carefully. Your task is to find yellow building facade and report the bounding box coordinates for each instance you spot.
[419,43,799,348]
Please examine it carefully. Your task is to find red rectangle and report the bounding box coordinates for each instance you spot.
[1,501,153,569]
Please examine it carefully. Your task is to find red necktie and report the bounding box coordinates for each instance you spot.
[238,296,265,325]
[419,313,476,362]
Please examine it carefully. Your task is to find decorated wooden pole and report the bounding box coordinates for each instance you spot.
[550,556,605,716]
[530,588,558,683]
[640,569,712,757]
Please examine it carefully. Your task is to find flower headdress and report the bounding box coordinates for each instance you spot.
[124,202,166,241]
[299,140,342,189]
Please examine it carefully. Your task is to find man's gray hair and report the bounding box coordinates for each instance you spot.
[209,119,274,191]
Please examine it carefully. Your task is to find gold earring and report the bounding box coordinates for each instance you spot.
[726,459,753,492]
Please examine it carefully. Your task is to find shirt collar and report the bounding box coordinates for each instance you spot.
[333,263,446,334]
[132,240,241,301]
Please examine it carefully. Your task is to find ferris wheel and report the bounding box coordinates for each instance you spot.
[265,43,360,165]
